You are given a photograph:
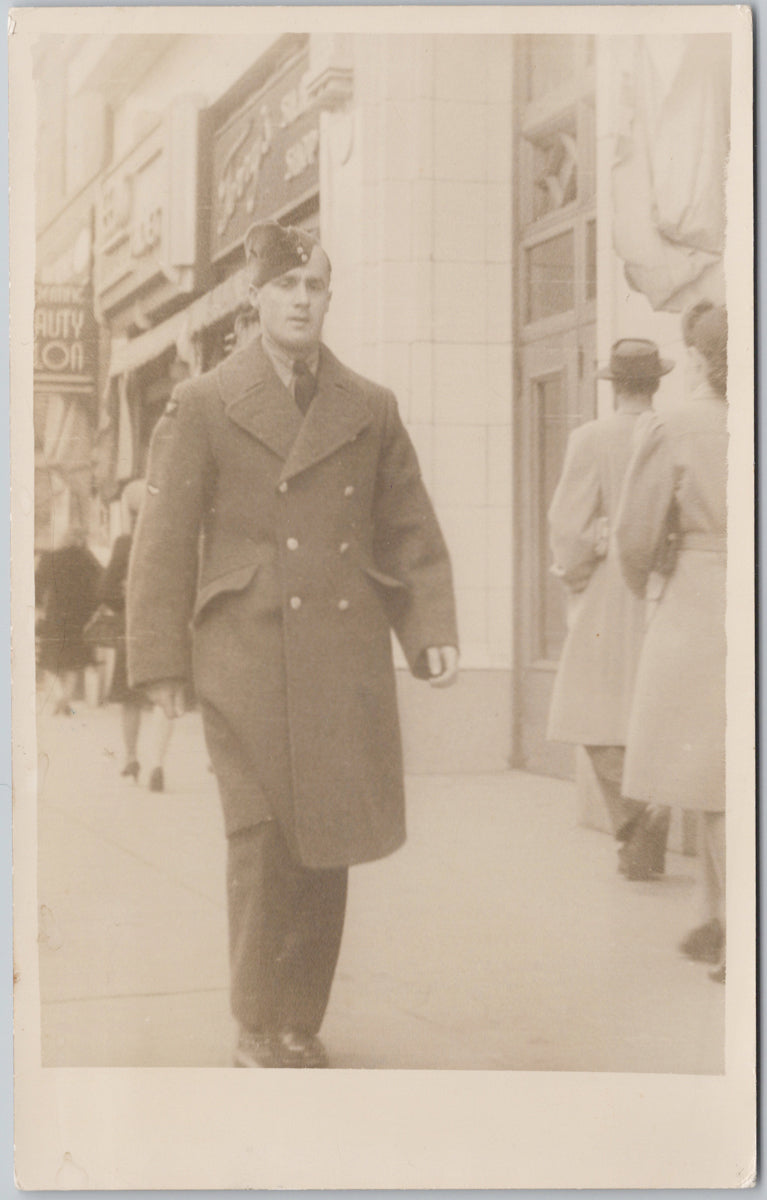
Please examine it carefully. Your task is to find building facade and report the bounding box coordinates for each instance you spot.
[33,31,730,785]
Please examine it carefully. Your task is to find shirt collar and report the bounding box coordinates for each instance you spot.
[616,396,654,415]
[261,330,320,389]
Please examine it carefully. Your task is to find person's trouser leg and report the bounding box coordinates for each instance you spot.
[227,820,347,1035]
[586,745,671,878]
[585,745,645,839]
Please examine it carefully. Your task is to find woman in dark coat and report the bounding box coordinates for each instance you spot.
[617,304,728,981]
[35,526,102,715]
[99,479,173,790]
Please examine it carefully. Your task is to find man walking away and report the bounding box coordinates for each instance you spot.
[546,339,673,880]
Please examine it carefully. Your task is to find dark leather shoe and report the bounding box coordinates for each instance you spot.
[274,1031,329,1068]
[679,919,724,963]
[148,766,164,792]
[234,1029,278,1068]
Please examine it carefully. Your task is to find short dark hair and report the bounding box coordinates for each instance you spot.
[686,305,728,397]
[681,299,715,348]
[615,378,659,401]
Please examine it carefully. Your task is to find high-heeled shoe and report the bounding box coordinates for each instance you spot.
[148,766,164,793]
[120,760,140,781]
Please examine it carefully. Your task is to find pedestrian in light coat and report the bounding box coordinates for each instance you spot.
[547,340,674,879]
[617,304,728,982]
[127,221,459,1067]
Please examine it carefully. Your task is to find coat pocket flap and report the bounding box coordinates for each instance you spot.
[362,564,408,590]
[193,562,260,621]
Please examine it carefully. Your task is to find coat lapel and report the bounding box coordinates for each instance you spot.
[220,337,303,461]
[280,346,373,481]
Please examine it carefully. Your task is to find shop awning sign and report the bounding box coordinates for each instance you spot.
[211,56,320,263]
[34,282,98,398]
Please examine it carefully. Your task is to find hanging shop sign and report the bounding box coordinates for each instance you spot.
[210,56,320,263]
[95,97,200,324]
[34,280,98,399]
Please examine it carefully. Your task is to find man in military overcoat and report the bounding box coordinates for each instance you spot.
[127,221,459,1068]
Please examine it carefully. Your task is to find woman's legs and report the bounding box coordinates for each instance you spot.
[147,706,173,770]
[679,811,725,972]
[121,701,141,773]
[147,705,174,791]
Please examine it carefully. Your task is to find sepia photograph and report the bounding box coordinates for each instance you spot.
[10,4,755,1189]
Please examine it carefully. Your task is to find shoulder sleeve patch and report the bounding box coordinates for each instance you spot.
[164,399,179,418]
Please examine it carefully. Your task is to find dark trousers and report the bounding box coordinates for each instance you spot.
[226,820,348,1036]
[701,811,725,926]
[585,745,646,839]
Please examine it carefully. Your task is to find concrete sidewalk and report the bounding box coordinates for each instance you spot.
[36,696,724,1072]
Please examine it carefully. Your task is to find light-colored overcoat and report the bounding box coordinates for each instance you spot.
[546,409,649,746]
[617,387,727,810]
[127,337,457,867]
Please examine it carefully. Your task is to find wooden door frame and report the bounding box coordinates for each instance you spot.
[510,35,597,773]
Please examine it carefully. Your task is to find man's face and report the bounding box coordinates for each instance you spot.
[251,245,331,355]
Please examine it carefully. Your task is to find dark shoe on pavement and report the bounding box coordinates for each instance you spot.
[234,1029,278,1068]
[148,766,164,792]
[679,918,724,963]
[274,1031,329,1068]
[120,760,140,781]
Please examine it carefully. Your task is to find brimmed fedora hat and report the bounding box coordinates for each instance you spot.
[597,339,674,382]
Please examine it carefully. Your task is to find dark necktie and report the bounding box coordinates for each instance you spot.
[292,360,315,416]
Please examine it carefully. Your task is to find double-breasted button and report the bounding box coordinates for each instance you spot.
[339,542,350,554]
[286,537,299,551]
[289,596,302,610]
[278,481,288,494]
[338,598,350,611]
[344,485,355,497]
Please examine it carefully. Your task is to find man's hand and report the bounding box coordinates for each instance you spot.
[425,646,459,688]
[145,680,187,719]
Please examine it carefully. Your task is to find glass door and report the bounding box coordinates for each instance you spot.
[512,35,597,776]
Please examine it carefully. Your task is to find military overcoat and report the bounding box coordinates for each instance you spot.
[546,410,649,747]
[617,388,727,810]
[127,337,458,868]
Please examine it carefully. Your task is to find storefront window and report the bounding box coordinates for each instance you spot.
[526,117,578,223]
[536,373,568,661]
[585,219,597,301]
[524,35,595,103]
[525,231,575,324]
[525,36,577,101]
